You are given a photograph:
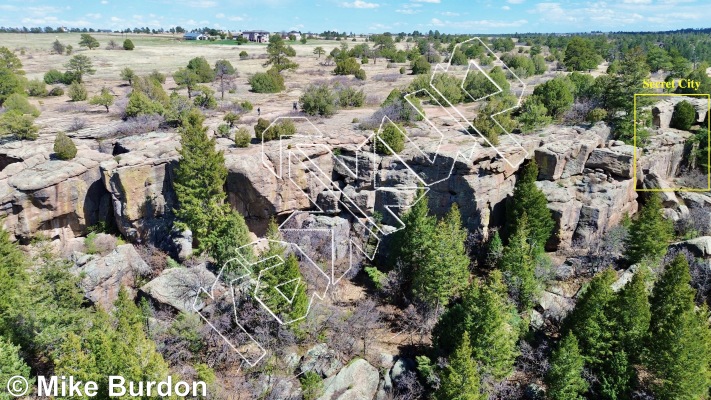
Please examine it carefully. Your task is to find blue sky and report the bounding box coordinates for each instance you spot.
[0,0,709,34]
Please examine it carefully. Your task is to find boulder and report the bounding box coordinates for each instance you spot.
[300,343,343,378]
[71,244,150,309]
[317,359,379,400]
[585,148,634,178]
[642,172,677,207]
[140,264,216,313]
[538,291,574,322]
[670,237,711,258]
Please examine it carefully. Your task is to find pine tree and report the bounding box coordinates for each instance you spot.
[646,254,711,399]
[433,271,519,380]
[624,194,673,265]
[256,219,309,324]
[485,231,503,268]
[504,160,554,250]
[173,109,228,248]
[545,333,588,400]
[391,187,436,270]
[564,269,617,372]
[411,203,470,309]
[499,213,539,311]
[436,331,485,400]
[204,209,252,268]
[0,227,26,338]
[612,268,650,363]
[0,337,32,396]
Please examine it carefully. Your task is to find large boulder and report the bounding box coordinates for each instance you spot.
[670,237,711,258]
[585,147,634,179]
[139,264,216,313]
[317,358,379,400]
[71,244,151,309]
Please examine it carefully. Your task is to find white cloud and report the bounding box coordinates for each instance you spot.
[439,11,460,16]
[86,13,102,19]
[622,0,652,3]
[507,0,525,3]
[397,8,421,14]
[228,15,245,21]
[215,13,225,18]
[341,0,380,8]
[100,0,108,4]
[431,17,528,28]
[0,5,18,11]
[502,5,511,10]
[413,0,441,3]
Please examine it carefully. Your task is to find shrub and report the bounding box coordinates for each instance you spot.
[52,39,66,55]
[337,86,365,108]
[217,123,230,137]
[361,56,369,64]
[148,70,166,84]
[240,100,253,111]
[300,84,337,117]
[3,94,40,117]
[334,57,361,75]
[193,85,217,109]
[586,108,607,123]
[254,118,271,141]
[257,119,296,142]
[411,57,431,75]
[223,112,240,127]
[48,87,64,96]
[68,81,87,102]
[670,100,696,131]
[67,117,86,132]
[44,69,64,84]
[375,122,405,155]
[62,71,80,84]
[123,39,134,50]
[0,111,39,140]
[53,132,77,160]
[234,127,251,147]
[187,56,215,83]
[239,51,248,60]
[125,91,164,118]
[400,66,406,74]
[248,68,285,93]
[26,79,47,97]
[354,68,366,80]
[88,87,115,112]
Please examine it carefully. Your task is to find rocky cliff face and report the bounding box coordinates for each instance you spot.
[1,105,705,255]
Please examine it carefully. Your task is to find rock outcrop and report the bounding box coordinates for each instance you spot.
[0,138,113,242]
[71,243,151,309]
[317,358,379,400]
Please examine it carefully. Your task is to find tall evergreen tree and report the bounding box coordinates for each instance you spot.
[645,255,711,399]
[499,213,539,311]
[255,219,309,324]
[411,203,470,309]
[436,331,485,400]
[545,333,588,400]
[612,269,650,364]
[564,269,617,373]
[624,194,673,265]
[0,227,26,339]
[433,271,519,380]
[504,160,554,249]
[173,109,227,249]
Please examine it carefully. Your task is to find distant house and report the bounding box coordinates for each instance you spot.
[242,30,270,43]
[281,31,302,41]
[184,32,208,40]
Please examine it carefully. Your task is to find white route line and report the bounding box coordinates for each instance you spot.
[194,36,527,367]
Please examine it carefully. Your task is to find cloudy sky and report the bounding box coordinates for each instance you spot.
[0,0,709,34]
